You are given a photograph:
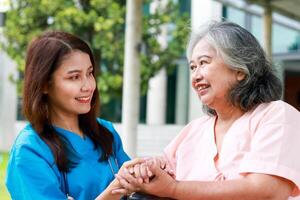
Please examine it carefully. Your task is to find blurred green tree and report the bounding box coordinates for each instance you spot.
[0,0,189,106]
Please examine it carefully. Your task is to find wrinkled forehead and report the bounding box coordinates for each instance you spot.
[190,38,218,61]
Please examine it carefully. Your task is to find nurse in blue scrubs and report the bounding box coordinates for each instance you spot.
[6,31,138,200]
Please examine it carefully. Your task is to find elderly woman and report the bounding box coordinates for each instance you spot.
[117,21,300,200]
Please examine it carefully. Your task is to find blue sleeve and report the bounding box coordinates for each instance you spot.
[97,118,130,166]
[6,144,66,200]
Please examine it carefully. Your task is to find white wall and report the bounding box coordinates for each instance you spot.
[0,34,18,151]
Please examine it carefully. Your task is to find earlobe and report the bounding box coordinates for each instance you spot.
[43,84,48,94]
[236,71,246,81]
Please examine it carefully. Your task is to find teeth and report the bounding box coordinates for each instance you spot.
[197,85,208,90]
[76,97,90,101]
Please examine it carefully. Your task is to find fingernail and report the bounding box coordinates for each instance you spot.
[139,178,143,184]
[129,168,134,174]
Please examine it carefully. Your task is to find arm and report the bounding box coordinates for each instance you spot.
[6,145,67,200]
[95,178,127,200]
[141,161,293,200]
[97,158,149,199]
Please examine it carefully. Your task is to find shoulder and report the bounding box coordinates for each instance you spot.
[13,124,43,148]
[181,115,212,136]
[187,115,212,127]
[10,124,55,165]
[180,115,212,137]
[96,118,115,132]
[249,100,300,124]
[165,115,212,150]
[96,118,122,143]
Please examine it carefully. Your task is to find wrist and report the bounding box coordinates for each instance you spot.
[166,179,178,198]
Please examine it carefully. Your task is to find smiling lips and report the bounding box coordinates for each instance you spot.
[195,83,210,95]
[75,96,91,103]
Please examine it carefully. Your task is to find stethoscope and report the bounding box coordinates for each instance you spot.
[63,155,119,200]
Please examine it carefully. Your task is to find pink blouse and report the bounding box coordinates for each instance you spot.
[164,100,300,199]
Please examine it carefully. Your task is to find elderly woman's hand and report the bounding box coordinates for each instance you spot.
[131,158,178,198]
[118,156,175,184]
[109,158,146,196]
[113,157,176,197]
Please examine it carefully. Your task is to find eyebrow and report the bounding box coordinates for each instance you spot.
[66,66,93,74]
[189,55,211,65]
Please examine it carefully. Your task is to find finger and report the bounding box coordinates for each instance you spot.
[139,163,150,183]
[140,163,148,179]
[120,168,140,186]
[128,167,134,175]
[134,164,143,184]
[164,164,174,175]
[158,156,166,169]
[111,188,128,195]
[167,169,175,176]
[147,159,163,175]
[146,165,153,177]
[115,174,137,191]
[122,158,145,168]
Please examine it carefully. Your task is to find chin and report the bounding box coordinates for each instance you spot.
[199,97,209,105]
[78,108,91,114]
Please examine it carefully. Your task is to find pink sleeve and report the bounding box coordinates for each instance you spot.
[239,102,300,196]
[163,124,192,173]
[163,117,209,173]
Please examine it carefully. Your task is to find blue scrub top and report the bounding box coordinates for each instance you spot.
[6,118,130,200]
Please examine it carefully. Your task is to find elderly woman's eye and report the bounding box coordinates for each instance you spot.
[200,60,207,65]
[190,65,196,71]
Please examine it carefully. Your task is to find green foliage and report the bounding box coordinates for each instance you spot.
[1,0,189,104]
[0,152,10,200]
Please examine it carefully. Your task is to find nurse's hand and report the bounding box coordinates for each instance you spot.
[95,178,129,200]
[124,156,175,182]
[114,157,155,188]
[96,158,146,200]
[118,158,177,198]
[113,158,147,193]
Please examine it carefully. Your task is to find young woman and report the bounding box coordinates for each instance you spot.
[6,31,137,200]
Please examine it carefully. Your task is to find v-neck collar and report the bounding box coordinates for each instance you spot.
[53,126,94,156]
[211,113,247,169]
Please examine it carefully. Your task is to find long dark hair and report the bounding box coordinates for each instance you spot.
[23,31,113,172]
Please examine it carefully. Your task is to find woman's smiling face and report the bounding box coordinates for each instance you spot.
[45,50,96,119]
[189,38,242,110]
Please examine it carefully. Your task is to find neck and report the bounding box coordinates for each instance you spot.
[50,109,83,137]
[214,103,244,123]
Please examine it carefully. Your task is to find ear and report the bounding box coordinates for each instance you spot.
[236,71,246,81]
[43,83,49,94]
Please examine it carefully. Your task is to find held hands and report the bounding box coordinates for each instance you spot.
[96,158,147,199]
[113,157,177,198]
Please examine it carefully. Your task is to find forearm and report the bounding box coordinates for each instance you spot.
[170,175,292,200]
[95,178,126,200]
[172,180,266,200]
[95,189,123,200]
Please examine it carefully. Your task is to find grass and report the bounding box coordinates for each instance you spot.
[0,152,10,200]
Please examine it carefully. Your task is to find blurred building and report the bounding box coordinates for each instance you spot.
[0,0,300,155]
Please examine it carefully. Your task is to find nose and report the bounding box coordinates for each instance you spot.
[191,66,203,83]
[81,78,94,92]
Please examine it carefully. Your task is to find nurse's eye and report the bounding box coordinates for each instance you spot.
[70,75,80,81]
[87,70,93,76]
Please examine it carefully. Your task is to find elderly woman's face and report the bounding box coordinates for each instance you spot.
[189,39,241,110]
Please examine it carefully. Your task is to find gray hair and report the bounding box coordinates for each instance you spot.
[187,21,282,115]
